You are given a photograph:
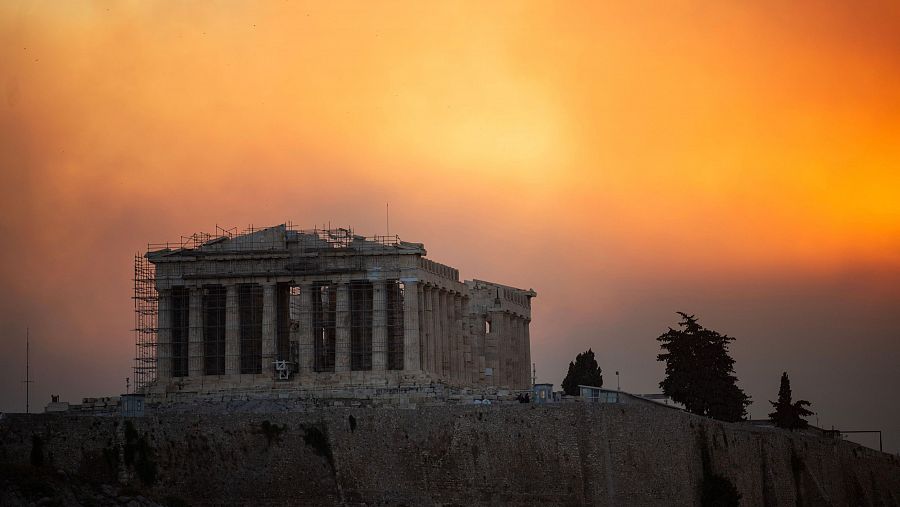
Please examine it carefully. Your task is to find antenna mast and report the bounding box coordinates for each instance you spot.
[386,202,390,237]
[23,328,33,414]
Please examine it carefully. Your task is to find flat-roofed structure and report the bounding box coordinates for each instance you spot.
[136,225,535,397]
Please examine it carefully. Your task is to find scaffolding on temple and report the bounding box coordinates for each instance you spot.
[133,254,158,392]
[134,225,220,392]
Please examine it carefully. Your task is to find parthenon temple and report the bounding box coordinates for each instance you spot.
[136,225,535,397]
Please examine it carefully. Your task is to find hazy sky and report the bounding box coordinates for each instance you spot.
[1,1,898,452]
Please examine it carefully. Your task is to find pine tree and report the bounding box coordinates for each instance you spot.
[768,372,813,429]
[657,312,750,422]
[561,348,603,396]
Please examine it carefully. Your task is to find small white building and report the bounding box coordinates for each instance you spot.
[532,383,559,403]
[579,385,683,410]
[121,394,145,417]
[44,395,69,413]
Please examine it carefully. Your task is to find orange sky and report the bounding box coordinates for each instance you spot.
[1,1,899,451]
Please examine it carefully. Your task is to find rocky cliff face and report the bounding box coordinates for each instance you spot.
[1,404,898,506]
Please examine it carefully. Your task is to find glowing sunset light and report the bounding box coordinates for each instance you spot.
[0,0,898,453]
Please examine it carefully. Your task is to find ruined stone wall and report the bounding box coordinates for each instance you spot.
[1,404,898,506]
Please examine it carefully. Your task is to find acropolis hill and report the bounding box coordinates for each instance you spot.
[2,404,899,505]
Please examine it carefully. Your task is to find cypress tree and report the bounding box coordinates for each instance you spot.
[769,372,813,429]
[561,348,603,396]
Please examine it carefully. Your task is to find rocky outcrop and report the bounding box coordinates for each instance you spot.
[1,404,897,506]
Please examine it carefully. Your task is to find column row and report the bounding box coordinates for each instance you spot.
[157,279,420,382]
[486,311,532,389]
[418,284,473,384]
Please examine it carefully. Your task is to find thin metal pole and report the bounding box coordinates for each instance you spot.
[24,328,32,414]
[26,328,29,413]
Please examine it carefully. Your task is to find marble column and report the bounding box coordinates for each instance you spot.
[460,298,471,385]
[520,317,528,388]
[505,315,512,388]
[261,282,277,375]
[452,294,462,381]
[506,314,516,387]
[372,280,387,371]
[512,314,519,388]
[488,310,503,386]
[520,317,527,388]
[447,292,455,381]
[436,290,445,378]
[402,279,420,371]
[425,285,440,375]
[188,287,203,378]
[225,284,240,375]
[335,282,351,372]
[477,315,487,385]
[298,282,314,374]
[516,315,528,389]
[417,283,426,372]
[439,290,451,380]
[470,314,478,384]
[156,288,173,381]
[524,318,532,388]
[510,316,518,388]
[495,312,504,387]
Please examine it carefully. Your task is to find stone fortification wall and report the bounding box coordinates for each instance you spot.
[1,404,898,506]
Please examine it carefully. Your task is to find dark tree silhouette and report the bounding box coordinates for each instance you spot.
[561,348,603,396]
[769,372,813,430]
[657,312,750,422]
